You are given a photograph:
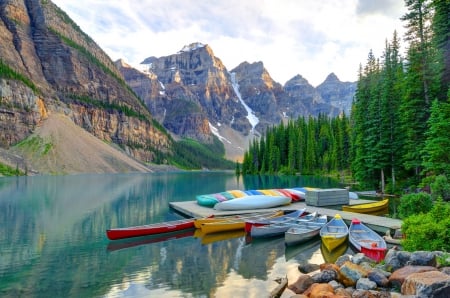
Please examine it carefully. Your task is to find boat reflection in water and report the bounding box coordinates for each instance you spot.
[284,237,322,261]
[320,241,349,263]
[194,229,246,245]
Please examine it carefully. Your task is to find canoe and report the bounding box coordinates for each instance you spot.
[107,229,195,251]
[342,199,389,214]
[214,195,291,211]
[200,211,284,235]
[196,187,308,207]
[106,218,195,240]
[194,210,283,229]
[320,214,349,251]
[284,214,328,246]
[250,212,318,238]
[244,208,306,232]
[349,218,387,262]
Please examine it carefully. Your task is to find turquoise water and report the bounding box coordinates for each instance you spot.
[0,172,348,297]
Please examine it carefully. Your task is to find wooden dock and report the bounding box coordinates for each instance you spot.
[169,199,402,234]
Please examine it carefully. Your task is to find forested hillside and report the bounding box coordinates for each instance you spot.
[242,0,450,193]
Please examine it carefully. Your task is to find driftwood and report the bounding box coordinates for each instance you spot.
[269,276,288,298]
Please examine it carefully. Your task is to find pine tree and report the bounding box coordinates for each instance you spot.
[422,97,450,176]
[400,0,437,180]
[431,0,450,98]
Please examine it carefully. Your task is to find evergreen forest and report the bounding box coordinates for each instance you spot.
[241,0,450,194]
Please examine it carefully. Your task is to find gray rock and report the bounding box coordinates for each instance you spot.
[368,269,390,287]
[352,253,374,265]
[328,280,343,290]
[408,251,437,266]
[335,254,352,267]
[311,269,337,283]
[356,277,377,290]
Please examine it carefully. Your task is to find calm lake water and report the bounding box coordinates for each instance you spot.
[0,171,354,298]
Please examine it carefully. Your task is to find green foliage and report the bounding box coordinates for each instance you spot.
[0,59,39,93]
[436,252,450,267]
[398,192,433,219]
[15,136,53,156]
[0,162,24,176]
[401,199,450,252]
[242,114,351,176]
[169,137,234,170]
[422,99,450,176]
[67,94,148,122]
[430,175,450,202]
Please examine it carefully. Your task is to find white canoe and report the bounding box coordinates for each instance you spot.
[250,212,318,238]
[214,195,291,211]
[284,214,328,246]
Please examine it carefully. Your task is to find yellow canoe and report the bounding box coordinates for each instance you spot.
[193,210,283,229]
[320,214,349,251]
[200,211,283,235]
[342,199,389,214]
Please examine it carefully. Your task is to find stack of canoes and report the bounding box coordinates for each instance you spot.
[214,194,292,211]
[196,187,309,208]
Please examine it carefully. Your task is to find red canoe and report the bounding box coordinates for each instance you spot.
[106,218,195,240]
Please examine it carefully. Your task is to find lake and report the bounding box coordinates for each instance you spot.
[0,171,353,297]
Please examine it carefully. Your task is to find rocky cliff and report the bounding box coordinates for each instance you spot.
[0,0,171,171]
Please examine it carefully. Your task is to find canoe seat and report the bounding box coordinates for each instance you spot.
[327,226,347,233]
[352,230,369,233]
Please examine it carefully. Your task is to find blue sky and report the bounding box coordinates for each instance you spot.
[53,0,406,86]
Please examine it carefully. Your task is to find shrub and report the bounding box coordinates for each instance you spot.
[401,200,450,252]
[398,192,433,219]
[431,175,450,202]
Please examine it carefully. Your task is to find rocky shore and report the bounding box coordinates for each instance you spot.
[282,247,450,297]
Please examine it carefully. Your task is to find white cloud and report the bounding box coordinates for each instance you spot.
[52,0,406,86]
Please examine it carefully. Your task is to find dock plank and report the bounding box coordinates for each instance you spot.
[169,199,402,233]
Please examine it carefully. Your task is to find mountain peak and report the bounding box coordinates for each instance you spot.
[323,73,340,83]
[178,42,207,53]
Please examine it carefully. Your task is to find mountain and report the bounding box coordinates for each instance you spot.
[121,46,355,159]
[0,0,171,173]
[316,73,356,115]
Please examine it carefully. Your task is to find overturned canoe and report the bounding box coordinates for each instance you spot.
[214,195,291,211]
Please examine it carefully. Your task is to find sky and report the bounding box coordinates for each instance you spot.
[52,0,407,87]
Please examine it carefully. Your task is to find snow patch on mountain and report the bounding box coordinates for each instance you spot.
[209,122,231,144]
[179,42,206,53]
[230,72,259,133]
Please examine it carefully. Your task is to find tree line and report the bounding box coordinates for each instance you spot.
[242,0,450,193]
